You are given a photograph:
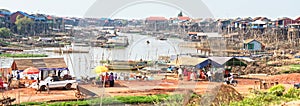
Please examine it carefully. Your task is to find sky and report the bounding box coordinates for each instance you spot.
[0,0,299,19]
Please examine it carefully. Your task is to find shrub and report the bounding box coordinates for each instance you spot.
[284,88,300,98]
[268,84,285,96]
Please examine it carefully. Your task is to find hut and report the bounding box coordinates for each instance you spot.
[14,57,68,80]
[171,56,209,68]
[209,57,246,68]
[243,39,265,51]
[0,58,17,81]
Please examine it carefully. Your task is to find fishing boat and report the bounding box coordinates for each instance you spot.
[52,49,89,53]
[98,36,129,48]
[156,35,167,40]
[106,65,140,70]
[44,45,89,53]
[106,60,147,70]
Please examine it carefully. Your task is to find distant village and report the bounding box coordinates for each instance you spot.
[0,9,300,51]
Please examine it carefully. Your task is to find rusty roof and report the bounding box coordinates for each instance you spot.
[14,58,67,70]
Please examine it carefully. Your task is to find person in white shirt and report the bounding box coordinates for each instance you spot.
[178,68,183,80]
[207,70,212,82]
[228,73,234,84]
[190,72,195,81]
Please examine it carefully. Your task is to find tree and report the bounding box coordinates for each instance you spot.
[0,27,12,38]
[178,11,183,17]
[15,15,34,35]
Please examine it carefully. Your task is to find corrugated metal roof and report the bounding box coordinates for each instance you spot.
[15,58,67,70]
[0,58,14,68]
[235,57,255,62]
[209,57,233,65]
[244,39,255,44]
[171,56,208,66]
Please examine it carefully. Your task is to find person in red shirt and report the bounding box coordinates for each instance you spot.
[0,78,4,89]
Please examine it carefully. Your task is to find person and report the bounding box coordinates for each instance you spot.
[58,70,62,79]
[109,72,114,87]
[190,71,195,81]
[187,70,191,81]
[207,70,212,82]
[178,67,183,80]
[114,73,118,80]
[228,73,234,84]
[35,78,41,94]
[142,73,148,80]
[16,71,20,88]
[101,74,105,84]
[183,68,187,76]
[7,73,12,88]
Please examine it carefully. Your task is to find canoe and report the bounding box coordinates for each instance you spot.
[107,65,139,70]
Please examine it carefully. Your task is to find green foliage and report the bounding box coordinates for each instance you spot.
[229,85,300,106]
[15,15,34,34]
[280,64,300,73]
[0,27,12,38]
[154,94,188,106]
[0,53,48,58]
[16,94,170,106]
[13,102,46,106]
[284,88,300,98]
[230,94,280,106]
[268,84,285,96]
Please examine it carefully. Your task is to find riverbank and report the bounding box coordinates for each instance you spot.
[4,73,300,105]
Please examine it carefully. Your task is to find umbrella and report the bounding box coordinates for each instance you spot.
[23,67,40,74]
[94,66,108,74]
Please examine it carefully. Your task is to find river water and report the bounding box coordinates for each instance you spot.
[44,33,197,78]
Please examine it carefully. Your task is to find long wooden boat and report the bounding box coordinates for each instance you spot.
[107,65,137,70]
[106,60,147,70]
[46,49,89,53]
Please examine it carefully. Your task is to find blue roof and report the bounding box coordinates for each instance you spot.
[15,11,46,21]
[100,18,113,21]
[0,11,11,15]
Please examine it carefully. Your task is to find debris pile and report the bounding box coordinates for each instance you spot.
[200,84,243,105]
[231,64,279,75]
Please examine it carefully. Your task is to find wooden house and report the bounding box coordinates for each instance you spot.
[243,39,264,51]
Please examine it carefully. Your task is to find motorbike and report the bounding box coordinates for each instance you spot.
[294,83,300,89]
[224,79,238,87]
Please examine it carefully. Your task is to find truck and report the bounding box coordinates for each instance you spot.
[31,76,77,91]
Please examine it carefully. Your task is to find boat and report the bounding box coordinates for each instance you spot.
[106,60,147,70]
[156,35,167,40]
[98,36,129,48]
[107,65,140,70]
[44,45,89,53]
[45,49,89,53]
[184,32,208,42]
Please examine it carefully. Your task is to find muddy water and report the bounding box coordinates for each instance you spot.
[44,33,197,78]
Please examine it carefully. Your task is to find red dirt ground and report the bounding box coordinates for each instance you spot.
[2,73,299,104]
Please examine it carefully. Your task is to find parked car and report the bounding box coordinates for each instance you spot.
[31,76,77,91]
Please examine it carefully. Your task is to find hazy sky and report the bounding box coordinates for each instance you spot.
[0,0,299,19]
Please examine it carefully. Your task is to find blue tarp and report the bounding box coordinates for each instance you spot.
[195,59,210,69]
